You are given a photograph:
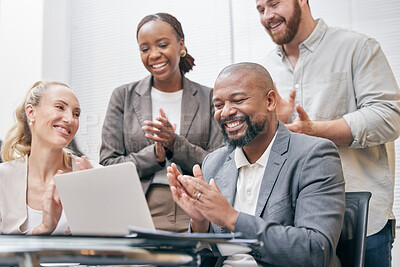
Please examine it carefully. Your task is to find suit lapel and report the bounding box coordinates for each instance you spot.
[255,122,290,217]
[180,77,199,137]
[133,76,153,144]
[214,149,238,205]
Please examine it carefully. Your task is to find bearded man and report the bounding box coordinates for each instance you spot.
[168,62,345,266]
[257,1,400,265]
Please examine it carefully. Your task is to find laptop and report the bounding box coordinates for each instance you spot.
[54,162,155,236]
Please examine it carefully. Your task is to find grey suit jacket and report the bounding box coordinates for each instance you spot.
[202,122,345,267]
[100,75,223,192]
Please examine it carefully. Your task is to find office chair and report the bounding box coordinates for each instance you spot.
[336,191,371,267]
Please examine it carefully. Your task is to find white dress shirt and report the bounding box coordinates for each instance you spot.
[223,134,276,267]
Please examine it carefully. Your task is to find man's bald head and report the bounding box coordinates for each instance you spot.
[213,62,278,149]
[215,62,274,94]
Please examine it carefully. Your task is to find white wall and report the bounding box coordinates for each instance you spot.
[0,0,44,139]
[0,0,68,141]
[42,0,69,83]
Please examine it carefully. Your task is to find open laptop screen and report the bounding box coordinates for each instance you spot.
[54,162,155,236]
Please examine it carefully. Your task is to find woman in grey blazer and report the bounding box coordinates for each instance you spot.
[0,81,91,235]
[100,13,223,232]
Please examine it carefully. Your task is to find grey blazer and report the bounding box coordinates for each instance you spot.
[100,75,223,192]
[202,122,345,267]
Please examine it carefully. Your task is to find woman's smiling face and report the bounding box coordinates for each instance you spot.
[28,84,80,149]
[137,20,184,83]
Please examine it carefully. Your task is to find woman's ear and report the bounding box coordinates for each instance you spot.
[25,104,35,122]
[179,38,185,51]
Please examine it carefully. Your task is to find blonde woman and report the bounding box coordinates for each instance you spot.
[0,81,91,235]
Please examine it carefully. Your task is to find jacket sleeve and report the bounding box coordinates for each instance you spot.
[233,140,345,266]
[343,38,400,148]
[99,86,164,178]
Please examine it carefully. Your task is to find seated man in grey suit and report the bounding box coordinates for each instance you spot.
[167,62,346,266]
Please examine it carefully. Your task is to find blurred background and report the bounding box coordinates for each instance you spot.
[0,0,399,258]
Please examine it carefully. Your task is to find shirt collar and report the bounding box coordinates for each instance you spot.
[234,132,277,169]
[275,18,328,57]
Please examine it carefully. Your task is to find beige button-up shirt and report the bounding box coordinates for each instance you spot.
[262,19,400,235]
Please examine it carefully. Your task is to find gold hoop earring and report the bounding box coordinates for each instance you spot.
[180,50,187,58]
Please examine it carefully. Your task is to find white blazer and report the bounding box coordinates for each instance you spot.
[0,156,80,234]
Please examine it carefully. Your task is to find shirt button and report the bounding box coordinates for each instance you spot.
[294,84,300,89]
[247,189,251,196]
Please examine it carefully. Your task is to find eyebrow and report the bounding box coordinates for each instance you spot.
[55,100,81,111]
[56,100,69,106]
[212,92,247,102]
[139,37,170,46]
[257,0,273,8]
[155,37,170,42]
[256,0,265,8]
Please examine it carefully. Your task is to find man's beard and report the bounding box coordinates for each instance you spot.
[220,116,266,148]
[266,0,302,45]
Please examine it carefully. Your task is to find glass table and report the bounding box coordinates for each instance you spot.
[0,232,260,267]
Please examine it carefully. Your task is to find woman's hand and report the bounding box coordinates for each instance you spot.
[155,141,166,163]
[32,180,63,235]
[75,156,93,170]
[142,108,177,151]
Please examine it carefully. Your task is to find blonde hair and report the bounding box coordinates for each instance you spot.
[1,81,74,168]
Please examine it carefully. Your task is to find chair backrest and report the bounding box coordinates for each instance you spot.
[336,191,371,267]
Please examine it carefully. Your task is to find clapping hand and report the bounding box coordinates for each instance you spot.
[168,163,238,232]
[142,108,177,151]
[75,156,93,170]
[275,83,296,124]
[32,178,63,235]
[285,104,316,136]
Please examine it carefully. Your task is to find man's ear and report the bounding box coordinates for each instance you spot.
[265,90,277,112]
[298,0,308,8]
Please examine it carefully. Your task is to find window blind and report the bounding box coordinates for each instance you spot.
[68,0,232,161]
